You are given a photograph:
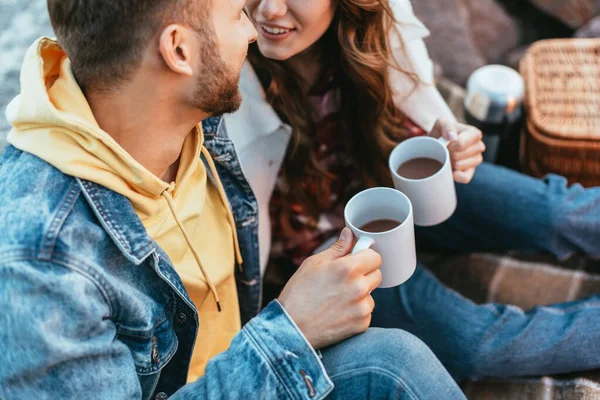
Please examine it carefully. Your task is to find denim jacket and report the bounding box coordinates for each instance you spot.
[0,117,333,400]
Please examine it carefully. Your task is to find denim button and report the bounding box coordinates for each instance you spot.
[175,312,187,325]
[300,369,317,398]
[154,392,168,400]
[151,336,160,364]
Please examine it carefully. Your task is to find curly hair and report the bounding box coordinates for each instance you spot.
[248,0,415,217]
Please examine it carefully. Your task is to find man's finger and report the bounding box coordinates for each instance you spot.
[346,248,382,275]
[312,228,354,264]
[364,269,383,292]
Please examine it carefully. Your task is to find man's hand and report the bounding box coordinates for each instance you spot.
[278,228,382,350]
[429,119,485,184]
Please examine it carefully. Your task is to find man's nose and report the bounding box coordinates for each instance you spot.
[243,11,258,43]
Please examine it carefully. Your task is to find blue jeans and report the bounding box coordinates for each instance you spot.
[415,162,600,260]
[372,163,600,381]
[321,329,466,399]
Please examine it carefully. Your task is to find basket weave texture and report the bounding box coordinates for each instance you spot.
[520,39,600,187]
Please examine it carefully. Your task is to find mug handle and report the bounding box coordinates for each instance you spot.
[352,236,375,254]
[437,136,450,147]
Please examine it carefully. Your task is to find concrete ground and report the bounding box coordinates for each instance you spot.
[0,0,53,153]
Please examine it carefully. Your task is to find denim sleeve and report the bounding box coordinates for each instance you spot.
[0,258,334,399]
[174,300,335,400]
[0,258,144,399]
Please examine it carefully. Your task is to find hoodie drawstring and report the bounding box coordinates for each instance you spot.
[161,189,222,312]
[159,146,244,313]
[201,146,244,268]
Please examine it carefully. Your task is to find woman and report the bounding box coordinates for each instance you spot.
[223,0,600,381]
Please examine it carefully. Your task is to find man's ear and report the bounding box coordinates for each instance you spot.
[159,25,194,76]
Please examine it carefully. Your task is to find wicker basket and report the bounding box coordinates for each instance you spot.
[520,39,600,187]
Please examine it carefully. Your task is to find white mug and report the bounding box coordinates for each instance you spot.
[344,187,417,288]
[389,136,457,227]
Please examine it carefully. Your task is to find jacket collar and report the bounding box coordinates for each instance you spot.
[73,126,233,266]
[76,178,156,265]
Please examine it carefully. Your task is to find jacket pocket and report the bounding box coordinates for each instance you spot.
[117,314,179,397]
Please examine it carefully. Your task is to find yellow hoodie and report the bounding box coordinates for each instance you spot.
[7,38,243,381]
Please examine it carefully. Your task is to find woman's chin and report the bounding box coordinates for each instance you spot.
[257,41,294,62]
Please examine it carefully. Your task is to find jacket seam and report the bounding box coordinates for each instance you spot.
[273,301,330,378]
[54,253,120,319]
[0,252,178,376]
[39,181,81,260]
[76,179,133,254]
[0,253,117,320]
[81,180,131,251]
[115,298,173,338]
[242,324,298,400]
[77,179,156,263]
[205,140,258,217]
[273,301,333,398]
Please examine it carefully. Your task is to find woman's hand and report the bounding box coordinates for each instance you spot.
[428,119,485,184]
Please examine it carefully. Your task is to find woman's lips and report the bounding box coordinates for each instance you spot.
[260,24,296,41]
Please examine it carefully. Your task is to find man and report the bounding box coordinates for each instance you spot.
[0,0,464,398]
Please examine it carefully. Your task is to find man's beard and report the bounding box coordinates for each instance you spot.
[192,41,243,115]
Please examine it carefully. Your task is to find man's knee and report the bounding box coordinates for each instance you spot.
[360,329,445,374]
[322,329,463,399]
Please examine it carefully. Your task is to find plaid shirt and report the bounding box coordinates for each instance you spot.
[268,75,426,270]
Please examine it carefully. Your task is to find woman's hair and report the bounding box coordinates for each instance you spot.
[248,0,415,217]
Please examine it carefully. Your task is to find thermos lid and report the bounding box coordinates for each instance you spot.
[465,65,525,124]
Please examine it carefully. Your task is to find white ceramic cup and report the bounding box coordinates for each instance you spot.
[344,187,417,288]
[389,136,457,227]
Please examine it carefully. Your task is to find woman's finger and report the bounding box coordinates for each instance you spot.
[450,140,486,161]
[453,167,476,184]
[448,127,482,153]
[452,153,483,171]
[430,119,458,142]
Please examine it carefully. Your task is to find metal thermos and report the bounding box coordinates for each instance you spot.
[464,65,525,167]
